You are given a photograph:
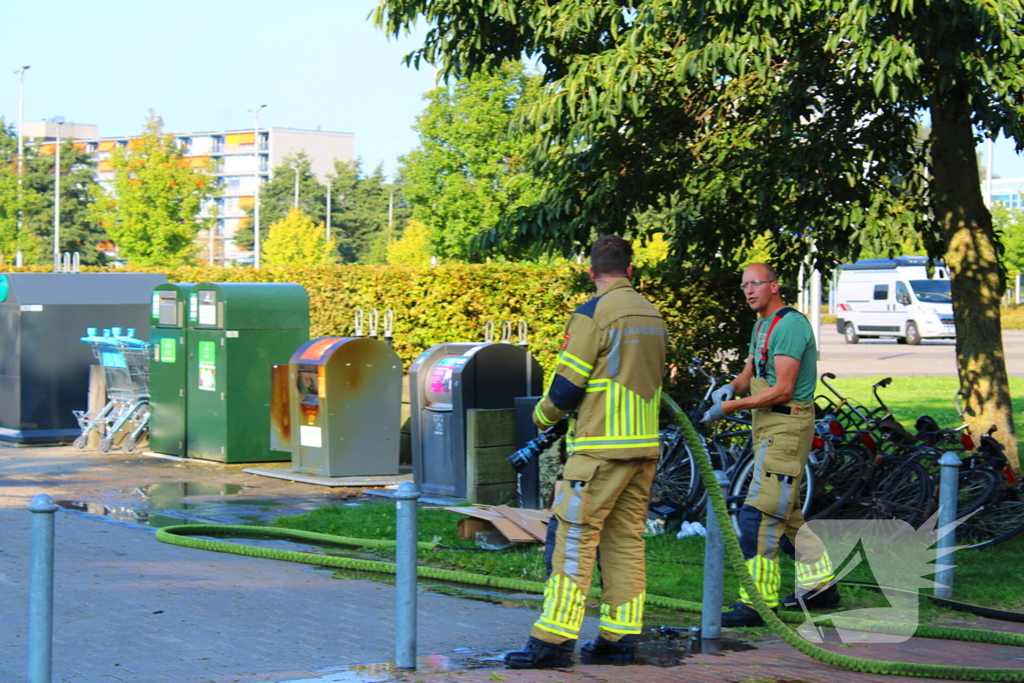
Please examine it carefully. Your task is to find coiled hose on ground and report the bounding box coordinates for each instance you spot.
[156,395,1024,680]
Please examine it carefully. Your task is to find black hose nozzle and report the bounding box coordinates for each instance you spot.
[507,420,569,473]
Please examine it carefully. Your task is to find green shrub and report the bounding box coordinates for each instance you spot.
[12,262,750,394]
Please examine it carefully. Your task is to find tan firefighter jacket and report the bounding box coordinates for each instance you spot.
[534,278,667,460]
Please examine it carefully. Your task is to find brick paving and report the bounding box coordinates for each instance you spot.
[1,443,1023,683]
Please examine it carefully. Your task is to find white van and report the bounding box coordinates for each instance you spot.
[834,256,955,344]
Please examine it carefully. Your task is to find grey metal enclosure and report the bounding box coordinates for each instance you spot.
[0,273,167,444]
[288,335,403,477]
[409,342,543,498]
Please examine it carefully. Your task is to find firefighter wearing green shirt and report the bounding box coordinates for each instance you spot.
[504,235,667,669]
[701,263,840,627]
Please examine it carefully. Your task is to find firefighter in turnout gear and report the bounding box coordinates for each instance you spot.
[701,263,840,628]
[504,235,667,669]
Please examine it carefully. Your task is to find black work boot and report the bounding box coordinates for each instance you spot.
[580,635,639,665]
[782,582,841,610]
[504,637,575,669]
[720,602,766,628]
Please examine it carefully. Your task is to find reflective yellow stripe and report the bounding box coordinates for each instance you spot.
[535,574,586,640]
[599,592,645,635]
[534,401,558,427]
[738,555,781,608]
[571,436,660,447]
[558,351,593,377]
[796,551,835,588]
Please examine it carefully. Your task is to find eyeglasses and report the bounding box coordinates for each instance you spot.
[739,279,776,290]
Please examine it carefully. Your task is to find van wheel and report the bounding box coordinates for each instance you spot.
[906,322,921,345]
[844,323,860,344]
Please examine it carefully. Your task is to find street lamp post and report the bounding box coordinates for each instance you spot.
[52,117,64,271]
[292,163,300,208]
[16,65,29,264]
[249,104,266,268]
[326,177,332,242]
[16,66,29,178]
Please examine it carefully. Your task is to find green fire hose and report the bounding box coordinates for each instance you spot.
[156,394,1024,679]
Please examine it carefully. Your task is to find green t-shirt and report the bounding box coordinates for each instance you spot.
[747,307,817,402]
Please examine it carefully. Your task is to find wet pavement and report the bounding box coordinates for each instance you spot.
[2,442,1024,683]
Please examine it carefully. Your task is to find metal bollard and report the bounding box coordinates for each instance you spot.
[28,494,59,683]
[935,451,961,599]
[394,481,421,669]
[701,471,730,651]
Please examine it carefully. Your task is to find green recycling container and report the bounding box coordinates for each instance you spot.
[149,283,193,456]
[185,282,309,463]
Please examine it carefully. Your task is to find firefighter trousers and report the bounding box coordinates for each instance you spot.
[531,454,656,645]
[737,378,834,608]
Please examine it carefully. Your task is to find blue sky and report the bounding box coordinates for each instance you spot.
[0,0,437,179]
[2,0,1023,181]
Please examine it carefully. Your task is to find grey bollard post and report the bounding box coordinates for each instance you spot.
[701,471,730,650]
[394,481,421,670]
[28,494,60,683]
[935,451,961,599]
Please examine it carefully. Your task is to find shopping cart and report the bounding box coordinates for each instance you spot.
[72,327,151,454]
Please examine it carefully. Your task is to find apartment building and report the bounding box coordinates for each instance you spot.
[985,177,1024,210]
[23,121,354,263]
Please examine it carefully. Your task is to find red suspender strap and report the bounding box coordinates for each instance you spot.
[757,307,793,379]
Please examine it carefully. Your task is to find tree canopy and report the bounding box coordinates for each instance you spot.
[400,61,543,261]
[0,119,107,266]
[376,0,1024,466]
[262,207,335,266]
[236,155,401,264]
[90,112,214,267]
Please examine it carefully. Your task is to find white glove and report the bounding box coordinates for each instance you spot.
[701,403,726,424]
[710,384,735,406]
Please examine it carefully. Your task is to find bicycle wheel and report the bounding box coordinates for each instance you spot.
[954,467,1000,518]
[851,457,932,526]
[958,500,1024,550]
[808,444,871,519]
[727,454,815,537]
[651,425,704,515]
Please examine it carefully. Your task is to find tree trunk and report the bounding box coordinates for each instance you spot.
[930,93,1019,471]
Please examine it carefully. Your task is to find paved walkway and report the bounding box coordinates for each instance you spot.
[1,444,1023,683]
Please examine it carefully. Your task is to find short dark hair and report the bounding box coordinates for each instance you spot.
[590,235,632,276]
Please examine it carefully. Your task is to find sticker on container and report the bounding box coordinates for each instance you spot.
[19,304,42,312]
[151,292,160,318]
[189,293,198,322]
[160,337,177,363]
[197,341,216,391]
[0,275,8,303]
[429,357,463,394]
[300,425,322,448]
[198,299,217,326]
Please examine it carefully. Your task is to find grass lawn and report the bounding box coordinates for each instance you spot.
[275,495,1024,627]
[271,375,1024,628]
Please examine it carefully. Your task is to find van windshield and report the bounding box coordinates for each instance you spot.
[910,279,952,304]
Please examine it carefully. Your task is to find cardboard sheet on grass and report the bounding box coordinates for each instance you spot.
[445,505,551,544]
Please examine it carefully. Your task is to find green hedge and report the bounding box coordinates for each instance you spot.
[16,263,750,397]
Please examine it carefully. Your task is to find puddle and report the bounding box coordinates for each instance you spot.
[274,653,485,682]
[138,482,244,509]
